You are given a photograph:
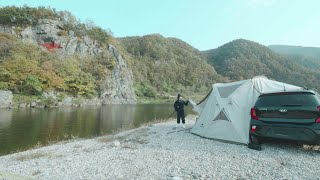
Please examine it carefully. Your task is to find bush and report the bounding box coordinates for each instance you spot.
[40,96,56,107]
[0,51,64,94]
[87,27,111,46]
[22,75,43,95]
[134,83,157,98]
[57,30,68,36]
[72,97,84,106]
[0,82,8,90]
[0,6,59,26]
[13,94,38,105]
[53,57,96,98]
[0,33,16,59]
[56,92,67,102]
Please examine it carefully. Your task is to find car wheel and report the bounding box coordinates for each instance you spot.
[248,134,262,151]
[250,134,261,144]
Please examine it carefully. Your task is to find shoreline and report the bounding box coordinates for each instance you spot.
[0,116,319,179]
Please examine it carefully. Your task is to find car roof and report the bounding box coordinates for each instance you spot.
[259,90,315,97]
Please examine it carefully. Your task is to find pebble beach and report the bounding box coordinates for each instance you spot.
[0,116,319,180]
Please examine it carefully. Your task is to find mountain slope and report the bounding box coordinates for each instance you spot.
[119,34,224,97]
[204,39,320,92]
[0,6,136,105]
[269,45,320,58]
[268,45,320,70]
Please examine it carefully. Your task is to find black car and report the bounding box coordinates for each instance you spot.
[249,90,320,145]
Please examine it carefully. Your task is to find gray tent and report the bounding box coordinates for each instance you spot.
[190,76,302,144]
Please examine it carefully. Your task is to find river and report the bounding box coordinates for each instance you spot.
[0,104,194,155]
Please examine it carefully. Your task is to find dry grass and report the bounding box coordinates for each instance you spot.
[15,151,51,161]
[96,136,115,143]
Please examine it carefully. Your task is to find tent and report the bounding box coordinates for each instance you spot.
[190,76,302,144]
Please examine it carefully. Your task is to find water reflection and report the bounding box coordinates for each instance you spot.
[0,104,193,155]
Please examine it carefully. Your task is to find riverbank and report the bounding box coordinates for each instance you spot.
[0,116,319,180]
[0,90,207,109]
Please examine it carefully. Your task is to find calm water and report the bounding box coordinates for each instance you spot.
[0,104,193,155]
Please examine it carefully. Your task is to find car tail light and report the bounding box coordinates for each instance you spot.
[251,125,257,132]
[251,107,259,120]
[316,106,320,123]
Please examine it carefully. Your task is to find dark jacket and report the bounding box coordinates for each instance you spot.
[174,99,189,112]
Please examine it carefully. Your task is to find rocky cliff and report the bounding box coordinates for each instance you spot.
[0,19,103,56]
[101,45,136,104]
[0,19,136,105]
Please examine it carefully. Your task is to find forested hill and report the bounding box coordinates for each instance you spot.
[268,45,320,70]
[0,6,319,106]
[268,45,320,59]
[119,34,224,98]
[0,6,222,105]
[203,39,320,92]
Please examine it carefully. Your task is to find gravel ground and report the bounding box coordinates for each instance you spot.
[0,116,319,180]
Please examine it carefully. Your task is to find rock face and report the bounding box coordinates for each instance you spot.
[101,45,137,104]
[0,19,136,105]
[3,19,104,58]
[0,91,13,109]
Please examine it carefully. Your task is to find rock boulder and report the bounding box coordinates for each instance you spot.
[0,90,13,109]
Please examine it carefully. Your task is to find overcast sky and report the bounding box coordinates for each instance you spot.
[1,0,319,50]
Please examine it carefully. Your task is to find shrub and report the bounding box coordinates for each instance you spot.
[134,83,157,98]
[23,75,43,95]
[53,57,96,97]
[0,82,8,90]
[0,33,16,59]
[40,96,56,107]
[13,94,38,105]
[87,27,111,46]
[0,6,59,26]
[57,30,68,36]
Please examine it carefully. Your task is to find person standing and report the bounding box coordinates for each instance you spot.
[174,94,189,128]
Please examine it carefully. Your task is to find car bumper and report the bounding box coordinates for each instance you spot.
[250,122,320,144]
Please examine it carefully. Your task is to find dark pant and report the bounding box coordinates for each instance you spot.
[177,111,185,124]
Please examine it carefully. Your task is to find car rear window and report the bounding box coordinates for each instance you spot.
[255,92,319,107]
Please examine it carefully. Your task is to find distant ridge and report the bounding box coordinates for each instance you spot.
[269,45,320,59]
[202,39,320,92]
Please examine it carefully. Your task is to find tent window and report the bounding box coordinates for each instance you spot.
[217,84,241,98]
[213,110,230,121]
